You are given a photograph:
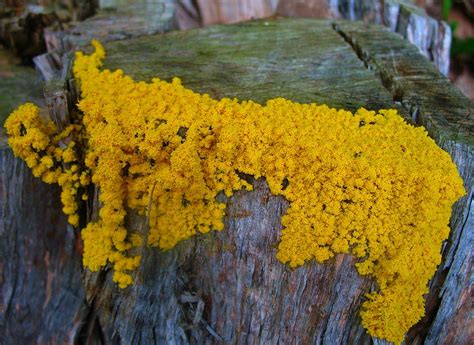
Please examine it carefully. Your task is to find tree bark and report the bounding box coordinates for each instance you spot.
[1,17,472,345]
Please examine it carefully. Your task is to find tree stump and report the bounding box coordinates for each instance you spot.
[1,19,472,345]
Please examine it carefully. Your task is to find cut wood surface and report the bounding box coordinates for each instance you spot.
[178,0,452,75]
[1,18,472,345]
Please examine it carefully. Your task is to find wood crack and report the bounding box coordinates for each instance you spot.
[332,22,418,124]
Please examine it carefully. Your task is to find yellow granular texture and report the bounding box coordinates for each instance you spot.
[6,40,465,343]
[4,103,85,227]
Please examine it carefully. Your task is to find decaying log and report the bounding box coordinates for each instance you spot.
[33,0,178,83]
[1,16,472,345]
[0,9,58,63]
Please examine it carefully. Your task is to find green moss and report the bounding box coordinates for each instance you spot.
[0,48,43,126]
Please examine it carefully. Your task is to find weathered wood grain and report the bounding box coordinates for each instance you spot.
[0,147,90,344]
[84,178,376,344]
[333,21,472,145]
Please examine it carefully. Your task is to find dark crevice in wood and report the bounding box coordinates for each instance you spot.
[235,170,255,185]
[332,22,416,123]
[440,194,472,271]
[76,296,106,345]
[331,21,463,133]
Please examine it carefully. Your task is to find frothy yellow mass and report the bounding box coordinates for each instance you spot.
[4,40,465,344]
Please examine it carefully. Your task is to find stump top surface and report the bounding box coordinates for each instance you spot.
[102,18,473,147]
[103,19,396,111]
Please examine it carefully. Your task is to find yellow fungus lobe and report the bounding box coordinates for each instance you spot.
[5,40,465,344]
[4,103,85,227]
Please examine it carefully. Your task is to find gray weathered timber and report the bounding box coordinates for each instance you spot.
[324,0,451,75]
[0,1,178,343]
[333,22,472,146]
[0,148,89,344]
[84,179,375,345]
[392,1,451,76]
[37,0,450,80]
[1,17,472,345]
